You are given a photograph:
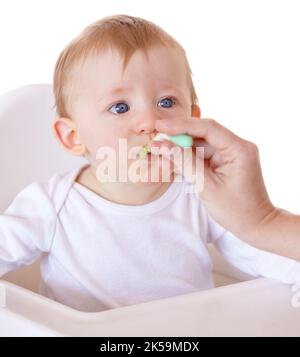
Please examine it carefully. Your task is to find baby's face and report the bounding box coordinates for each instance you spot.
[67,45,193,182]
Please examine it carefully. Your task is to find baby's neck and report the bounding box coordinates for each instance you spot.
[75,165,175,206]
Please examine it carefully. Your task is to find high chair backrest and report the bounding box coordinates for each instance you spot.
[0,84,86,213]
[0,84,86,292]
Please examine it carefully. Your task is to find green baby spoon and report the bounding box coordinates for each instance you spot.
[153,132,193,148]
[138,132,193,159]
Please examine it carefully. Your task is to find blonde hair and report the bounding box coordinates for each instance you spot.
[53,14,198,118]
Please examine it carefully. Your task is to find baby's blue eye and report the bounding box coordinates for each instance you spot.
[109,102,129,114]
[108,97,176,115]
[158,97,175,108]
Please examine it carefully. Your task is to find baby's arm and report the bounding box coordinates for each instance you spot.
[206,212,300,285]
[0,182,56,277]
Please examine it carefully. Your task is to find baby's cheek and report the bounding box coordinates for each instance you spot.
[81,126,115,155]
[92,139,118,159]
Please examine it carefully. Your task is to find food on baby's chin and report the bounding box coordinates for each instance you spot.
[138,145,151,159]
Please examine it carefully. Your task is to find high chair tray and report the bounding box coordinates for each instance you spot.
[0,278,299,337]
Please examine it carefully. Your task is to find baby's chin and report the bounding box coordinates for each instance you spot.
[93,155,175,185]
[126,155,175,185]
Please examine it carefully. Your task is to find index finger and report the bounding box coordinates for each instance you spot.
[155,118,243,151]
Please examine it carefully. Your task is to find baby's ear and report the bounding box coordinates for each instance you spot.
[52,117,86,156]
[191,104,201,119]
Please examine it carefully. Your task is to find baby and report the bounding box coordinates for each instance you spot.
[1,15,300,312]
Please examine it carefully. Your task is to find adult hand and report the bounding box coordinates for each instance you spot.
[151,117,277,241]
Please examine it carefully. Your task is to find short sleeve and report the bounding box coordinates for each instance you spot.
[206,211,300,285]
[0,182,56,277]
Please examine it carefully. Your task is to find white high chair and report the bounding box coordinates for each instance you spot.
[3,85,297,337]
[0,84,87,292]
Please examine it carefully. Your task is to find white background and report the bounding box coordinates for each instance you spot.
[0,0,300,213]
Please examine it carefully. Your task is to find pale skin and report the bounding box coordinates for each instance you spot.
[152,118,300,262]
[53,45,300,262]
[53,45,199,205]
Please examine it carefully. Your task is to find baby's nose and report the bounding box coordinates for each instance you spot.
[133,112,160,133]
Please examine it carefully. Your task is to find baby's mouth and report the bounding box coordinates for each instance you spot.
[138,132,166,159]
[138,132,175,160]
[138,143,151,159]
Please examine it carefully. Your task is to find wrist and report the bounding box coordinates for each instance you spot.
[236,202,280,244]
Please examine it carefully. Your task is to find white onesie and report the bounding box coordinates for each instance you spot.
[1,163,299,312]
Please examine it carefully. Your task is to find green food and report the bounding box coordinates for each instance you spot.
[139,145,151,159]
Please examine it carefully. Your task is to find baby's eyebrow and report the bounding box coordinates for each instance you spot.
[107,86,132,96]
[98,85,184,103]
[98,87,132,102]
